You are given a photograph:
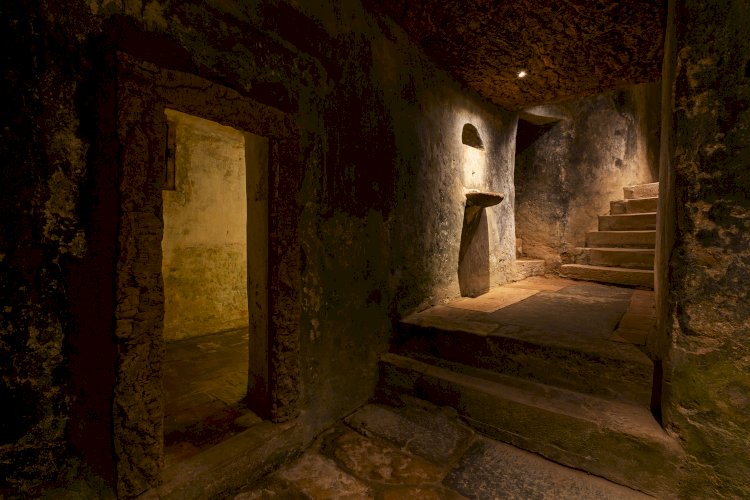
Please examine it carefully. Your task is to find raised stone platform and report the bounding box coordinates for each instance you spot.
[379,277,683,497]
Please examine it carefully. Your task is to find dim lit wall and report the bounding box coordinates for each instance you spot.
[162,110,252,341]
[657,1,750,497]
[0,0,516,494]
[514,84,660,269]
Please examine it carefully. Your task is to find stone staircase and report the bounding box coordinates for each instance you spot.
[561,182,658,288]
[376,277,683,498]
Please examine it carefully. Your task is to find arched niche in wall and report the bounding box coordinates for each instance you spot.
[462,123,484,150]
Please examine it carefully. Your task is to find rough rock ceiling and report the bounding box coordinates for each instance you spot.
[376,0,666,110]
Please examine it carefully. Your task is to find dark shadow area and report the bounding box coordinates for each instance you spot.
[462,123,484,149]
[63,46,119,484]
[163,328,260,468]
[515,118,555,157]
[458,207,490,297]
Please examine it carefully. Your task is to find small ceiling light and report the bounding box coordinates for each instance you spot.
[517,70,528,79]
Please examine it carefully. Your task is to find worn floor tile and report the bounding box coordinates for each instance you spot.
[345,404,472,463]
[381,485,466,499]
[444,438,650,500]
[277,452,373,499]
[487,291,630,339]
[331,430,444,485]
[403,306,498,336]
[504,276,579,291]
[234,476,307,499]
[447,288,539,313]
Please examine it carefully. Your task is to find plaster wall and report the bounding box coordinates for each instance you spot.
[514,85,660,269]
[162,110,255,341]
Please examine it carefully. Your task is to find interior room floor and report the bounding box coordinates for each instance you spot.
[163,327,260,467]
[234,400,650,499]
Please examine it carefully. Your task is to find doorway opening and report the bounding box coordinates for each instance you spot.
[160,110,269,466]
[112,53,302,495]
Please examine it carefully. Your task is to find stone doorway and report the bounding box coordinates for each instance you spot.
[113,53,302,496]
[159,109,269,467]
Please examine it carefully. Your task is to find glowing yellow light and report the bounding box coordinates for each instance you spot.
[517,70,528,78]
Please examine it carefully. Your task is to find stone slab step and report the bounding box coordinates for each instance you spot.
[576,248,655,270]
[560,264,654,288]
[377,353,683,498]
[586,230,655,248]
[624,182,659,200]
[599,212,657,231]
[397,312,653,406]
[513,258,545,280]
[610,197,659,215]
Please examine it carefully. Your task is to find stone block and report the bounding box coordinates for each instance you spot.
[345,404,472,464]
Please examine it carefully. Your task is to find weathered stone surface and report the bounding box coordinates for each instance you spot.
[233,476,307,500]
[345,404,472,464]
[598,213,657,231]
[3,1,749,499]
[505,276,578,292]
[512,258,546,281]
[395,279,653,404]
[623,182,659,199]
[586,230,656,248]
[330,430,444,485]
[486,289,630,338]
[381,485,464,500]
[146,421,303,500]
[515,87,660,270]
[379,353,683,497]
[446,287,539,313]
[465,191,504,208]
[560,264,654,288]
[656,1,750,497]
[373,0,665,109]
[576,248,654,270]
[445,438,651,500]
[610,197,659,215]
[611,290,655,346]
[277,453,373,499]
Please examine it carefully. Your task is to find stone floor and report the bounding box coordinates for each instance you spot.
[160,277,658,496]
[163,327,260,467]
[234,400,650,499]
[407,275,655,347]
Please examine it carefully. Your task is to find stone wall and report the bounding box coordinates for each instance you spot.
[659,0,750,497]
[0,0,517,495]
[514,85,660,269]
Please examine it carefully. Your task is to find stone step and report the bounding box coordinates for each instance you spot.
[513,258,545,281]
[377,353,683,498]
[396,312,653,406]
[623,182,659,200]
[576,248,655,270]
[586,230,655,248]
[599,212,657,231]
[560,264,654,288]
[610,197,658,215]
